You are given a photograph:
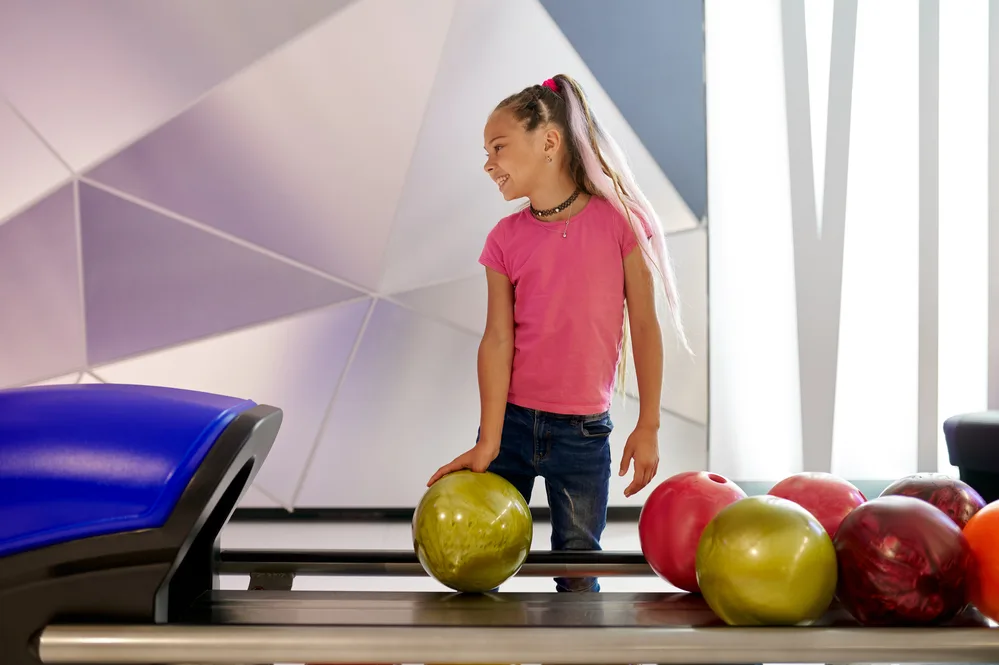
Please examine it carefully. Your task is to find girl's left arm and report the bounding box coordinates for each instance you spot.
[620,246,664,497]
[624,247,664,431]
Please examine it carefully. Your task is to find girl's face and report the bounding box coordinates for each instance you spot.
[482,108,549,201]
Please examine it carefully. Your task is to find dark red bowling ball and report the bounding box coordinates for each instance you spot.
[879,472,986,529]
[768,472,867,538]
[833,495,971,626]
[639,471,747,593]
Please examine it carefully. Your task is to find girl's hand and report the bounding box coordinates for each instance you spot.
[427,442,500,486]
[619,425,659,497]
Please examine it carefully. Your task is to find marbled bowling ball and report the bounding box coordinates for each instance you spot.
[639,470,747,592]
[880,472,986,529]
[834,495,971,626]
[413,470,532,593]
[768,471,867,538]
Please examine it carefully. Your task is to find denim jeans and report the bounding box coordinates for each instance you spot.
[484,402,613,592]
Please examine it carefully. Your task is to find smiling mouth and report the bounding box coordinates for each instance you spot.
[496,175,509,189]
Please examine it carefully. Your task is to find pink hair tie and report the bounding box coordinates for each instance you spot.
[542,78,559,93]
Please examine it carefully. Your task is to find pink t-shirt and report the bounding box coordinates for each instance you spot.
[479,195,650,415]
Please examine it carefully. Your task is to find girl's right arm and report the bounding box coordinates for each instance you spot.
[476,267,515,451]
[426,267,513,486]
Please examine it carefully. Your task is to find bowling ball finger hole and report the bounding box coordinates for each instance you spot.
[707,473,726,484]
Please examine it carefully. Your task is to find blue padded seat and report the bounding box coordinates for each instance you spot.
[0,383,256,558]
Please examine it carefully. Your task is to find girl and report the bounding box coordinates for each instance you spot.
[427,74,688,592]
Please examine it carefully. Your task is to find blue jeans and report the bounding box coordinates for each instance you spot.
[484,402,613,592]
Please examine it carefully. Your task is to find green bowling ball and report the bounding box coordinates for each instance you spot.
[695,495,838,626]
[413,470,533,592]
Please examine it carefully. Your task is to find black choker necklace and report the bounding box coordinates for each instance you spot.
[531,189,580,217]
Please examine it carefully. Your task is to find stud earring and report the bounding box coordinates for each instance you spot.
[546,155,552,163]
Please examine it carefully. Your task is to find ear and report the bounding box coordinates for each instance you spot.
[542,126,562,157]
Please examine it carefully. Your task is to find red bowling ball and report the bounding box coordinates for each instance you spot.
[833,495,971,626]
[879,472,986,529]
[768,472,867,538]
[638,471,747,593]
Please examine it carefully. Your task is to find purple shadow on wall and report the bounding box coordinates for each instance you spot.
[79,183,363,366]
[0,184,86,387]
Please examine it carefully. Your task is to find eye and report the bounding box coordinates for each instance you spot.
[494,145,504,153]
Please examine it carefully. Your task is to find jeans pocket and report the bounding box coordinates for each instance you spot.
[579,413,614,438]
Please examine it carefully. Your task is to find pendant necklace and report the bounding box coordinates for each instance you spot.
[531,188,580,238]
[560,202,575,238]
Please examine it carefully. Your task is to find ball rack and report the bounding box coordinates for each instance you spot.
[2,384,999,665]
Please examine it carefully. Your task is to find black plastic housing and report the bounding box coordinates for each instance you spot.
[944,410,999,503]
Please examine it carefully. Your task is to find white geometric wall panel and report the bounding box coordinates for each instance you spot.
[0,100,71,224]
[26,372,105,387]
[378,0,699,295]
[85,0,455,292]
[93,299,372,508]
[391,275,489,336]
[296,300,484,507]
[78,182,364,366]
[0,0,711,509]
[0,185,86,388]
[296,301,707,508]
[236,486,283,509]
[0,0,354,172]
[623,226,708,426]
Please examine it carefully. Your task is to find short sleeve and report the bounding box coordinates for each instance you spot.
[479,222,508,276]
[620,209,654,258]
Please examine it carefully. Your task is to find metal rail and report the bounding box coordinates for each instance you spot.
[36,623,999,664]
[217,548,654,577]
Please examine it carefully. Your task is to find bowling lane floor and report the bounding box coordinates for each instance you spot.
[219,520,941,665]
[219,519,674,593]
[218,520,691,665]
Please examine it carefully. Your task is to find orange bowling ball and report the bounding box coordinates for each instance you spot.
[963,499,999,623]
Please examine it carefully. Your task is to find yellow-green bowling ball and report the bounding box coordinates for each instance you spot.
[413,470,532,592]
[695,495,838,626]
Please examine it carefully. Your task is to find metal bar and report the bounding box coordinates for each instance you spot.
[218,549,654,577]
[36,624,999,664]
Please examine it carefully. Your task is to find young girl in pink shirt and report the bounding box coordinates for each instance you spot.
[428,74,687,592]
